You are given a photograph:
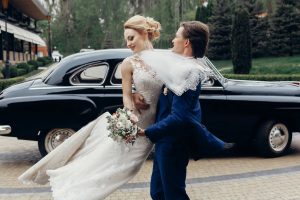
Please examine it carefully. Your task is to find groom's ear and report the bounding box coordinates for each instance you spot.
[184,39,190,48]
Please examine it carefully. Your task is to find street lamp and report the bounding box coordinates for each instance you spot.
[47,15,52,59]
[2,0,10,78]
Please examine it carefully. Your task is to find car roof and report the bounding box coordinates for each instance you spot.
[45,49,133,85]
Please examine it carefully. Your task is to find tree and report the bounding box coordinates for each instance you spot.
[148,0,177,48]
[208,0,232,60]
[253,15,271,57]
[243,0,271,57]
[195,1,212,23]
[45,0,201,54]
[231,7,252,74]
[269,0,300,56]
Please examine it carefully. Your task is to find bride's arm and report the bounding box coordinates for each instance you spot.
[121,59,134,110]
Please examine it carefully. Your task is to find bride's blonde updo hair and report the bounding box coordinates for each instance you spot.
[124,15,161,41]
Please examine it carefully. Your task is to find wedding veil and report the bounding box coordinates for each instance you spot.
[139,50,210,96]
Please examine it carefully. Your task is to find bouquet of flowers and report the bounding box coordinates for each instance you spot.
[106,107,139,144]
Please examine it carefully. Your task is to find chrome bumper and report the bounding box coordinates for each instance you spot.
[0,125,11,135]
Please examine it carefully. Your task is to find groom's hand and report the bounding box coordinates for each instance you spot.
[132,93,149,112]
[137,128,145,136]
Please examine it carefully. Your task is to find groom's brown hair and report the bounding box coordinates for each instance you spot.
[180,21,209,58]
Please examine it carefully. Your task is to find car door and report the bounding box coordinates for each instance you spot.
[67,59,124,116]
[199,78,233,141]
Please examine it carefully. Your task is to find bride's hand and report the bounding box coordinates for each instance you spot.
[132,93,149,112]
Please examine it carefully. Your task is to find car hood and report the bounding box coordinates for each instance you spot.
[225,79,300,96]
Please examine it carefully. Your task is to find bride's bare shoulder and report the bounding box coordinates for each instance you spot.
[120,57,134,73]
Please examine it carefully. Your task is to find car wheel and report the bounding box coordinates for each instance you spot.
[38,128,75,157]
[255,120,292,157]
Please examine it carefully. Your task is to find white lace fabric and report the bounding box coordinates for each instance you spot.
[18,55,163,200]
[140,50,208,96]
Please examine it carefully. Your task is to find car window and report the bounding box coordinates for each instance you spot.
[111,62,122,85]
[70,63,108,85]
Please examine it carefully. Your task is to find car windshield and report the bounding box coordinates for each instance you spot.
[202,57,226,84]
[26,62,60,81]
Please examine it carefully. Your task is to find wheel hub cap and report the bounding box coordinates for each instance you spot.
[269,124,289,152]
[45,129,75,153]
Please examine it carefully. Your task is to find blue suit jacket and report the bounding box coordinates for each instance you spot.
[145,84,224,160]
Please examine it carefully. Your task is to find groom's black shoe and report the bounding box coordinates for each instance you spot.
[224,142,235,150]
[222,142,236,156]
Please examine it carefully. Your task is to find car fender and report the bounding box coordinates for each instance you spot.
[0,95,98,134]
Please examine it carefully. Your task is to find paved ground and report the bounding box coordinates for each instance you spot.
[1,133,300,200]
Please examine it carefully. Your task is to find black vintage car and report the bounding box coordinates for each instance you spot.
[0,49,300,157]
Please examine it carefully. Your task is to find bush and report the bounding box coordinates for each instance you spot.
[8,66,18,78]
[17,63,30,73]
[0,77,25,91]
[37,61,43,67]
[37,57,47,66]
[17,68,27,76]
[44,56,53,65]
[28,65,35,72]
[27,60,39,69]
[224,74,300,81]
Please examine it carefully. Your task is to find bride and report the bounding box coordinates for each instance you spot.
[19,15,209,200]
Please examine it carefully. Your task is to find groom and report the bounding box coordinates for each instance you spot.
[136,21,226,200]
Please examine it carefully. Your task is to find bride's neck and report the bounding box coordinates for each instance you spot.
[144,41,153,50]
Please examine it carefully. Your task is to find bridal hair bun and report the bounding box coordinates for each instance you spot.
[145,17,161,41]
[124,15,161,41]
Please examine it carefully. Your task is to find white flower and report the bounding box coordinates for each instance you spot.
[116,122,124,129]
[125,120,132,129]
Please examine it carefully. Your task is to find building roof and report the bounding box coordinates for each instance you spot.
[10,0,49,20]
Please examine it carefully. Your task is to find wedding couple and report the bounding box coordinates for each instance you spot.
[19,15,231,200]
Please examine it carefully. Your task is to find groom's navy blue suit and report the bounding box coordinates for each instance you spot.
[145,83,225,200]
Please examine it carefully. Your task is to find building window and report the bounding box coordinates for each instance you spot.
[14,38,22,52]
[2,32,13,51]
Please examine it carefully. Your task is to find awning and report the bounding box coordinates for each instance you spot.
[10,0,49,20]
[0,20,46,46]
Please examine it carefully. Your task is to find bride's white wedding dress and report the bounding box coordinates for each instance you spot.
[18,54,163,200]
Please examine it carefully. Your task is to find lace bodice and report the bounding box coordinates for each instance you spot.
[128,54,163,129]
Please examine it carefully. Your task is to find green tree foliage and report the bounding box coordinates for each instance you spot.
[49,0,130,54]
[292,1,300,55]
[253,16,271,57]
[269,0,300,56]
[195,1,212,23]
[243,0,271,57]
[232,7,252,74]
[147,0,177,48]
[208,0,232,60]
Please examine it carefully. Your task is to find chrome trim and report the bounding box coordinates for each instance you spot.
[0,125,11,135]
[30,85,105,90]
[110,62,123,86]
[69,62,109,86]
[203,57,226,85]
[105,85,123,89]
[202,86,224,91]
[199,95,226,100]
